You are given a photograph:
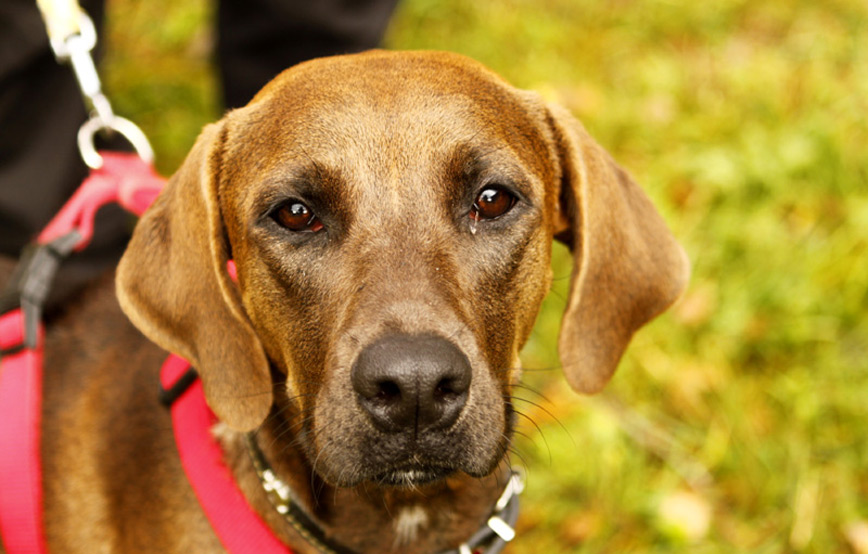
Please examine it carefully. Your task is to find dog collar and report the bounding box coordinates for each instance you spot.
[246,433,523,554]
[161,358,523,554]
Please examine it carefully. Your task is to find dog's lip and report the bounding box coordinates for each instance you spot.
[370,464,456,487]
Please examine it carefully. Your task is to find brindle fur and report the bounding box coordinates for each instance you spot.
[0,51,688,553]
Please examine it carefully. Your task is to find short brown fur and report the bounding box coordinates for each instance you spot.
[0,50,688,553]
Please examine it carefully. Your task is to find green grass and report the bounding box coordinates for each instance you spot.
[99,0,868,551]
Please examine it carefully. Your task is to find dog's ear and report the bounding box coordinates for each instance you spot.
[545,103,690,394]
[116,121,272,431]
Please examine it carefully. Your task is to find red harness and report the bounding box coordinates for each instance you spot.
[0,308,46,553]
[160,356,292,553]
[0,153,289,553]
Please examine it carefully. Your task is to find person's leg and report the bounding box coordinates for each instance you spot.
[0,0,130,308]
[217,0,399,109]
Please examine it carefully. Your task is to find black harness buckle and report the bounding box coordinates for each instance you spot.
[0,232,81,351]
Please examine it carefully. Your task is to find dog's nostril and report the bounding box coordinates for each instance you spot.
[434,378,458,399]
[375,380,401,403]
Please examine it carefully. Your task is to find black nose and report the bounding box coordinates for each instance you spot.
[351,334,472,433]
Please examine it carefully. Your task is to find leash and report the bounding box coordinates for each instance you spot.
[36,0,154,170]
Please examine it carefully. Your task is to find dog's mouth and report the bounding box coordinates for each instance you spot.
[335,434,471,487]
[338,427,510,488]
[371,464,457,487]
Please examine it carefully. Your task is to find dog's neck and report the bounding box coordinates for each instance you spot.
[215,412,509,554]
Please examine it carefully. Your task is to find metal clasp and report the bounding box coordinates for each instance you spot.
[37,5,154,169]
[44,10,113,125]
[77,116,155,169]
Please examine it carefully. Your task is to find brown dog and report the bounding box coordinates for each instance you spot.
[1,50,688,553]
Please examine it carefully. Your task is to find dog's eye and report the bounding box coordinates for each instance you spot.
[273,201,324,232]
[470,187,516,221]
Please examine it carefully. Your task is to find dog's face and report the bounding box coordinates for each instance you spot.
[117,51,689,488]
[221,55,558,485]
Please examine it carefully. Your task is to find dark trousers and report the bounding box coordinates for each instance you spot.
[0,0,397,306]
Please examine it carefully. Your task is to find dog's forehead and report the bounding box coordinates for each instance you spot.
[253,50,529,126]
[224,52,551,189]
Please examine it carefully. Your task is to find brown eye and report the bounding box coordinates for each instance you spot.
[273,201,324,232]
[470,187,516,221]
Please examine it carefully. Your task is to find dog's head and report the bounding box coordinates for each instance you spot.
[117,51,689,487]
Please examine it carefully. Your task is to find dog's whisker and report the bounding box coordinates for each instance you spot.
[509,395,575,447]
[510,428,535,443]
[281,416,331,452]
[509,382,554,405]
[491,436,527,478]
[514,363,561,373]
[506,447,531,477]
[512,408,552,465]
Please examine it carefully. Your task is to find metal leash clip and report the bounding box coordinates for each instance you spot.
[36,0,154,169]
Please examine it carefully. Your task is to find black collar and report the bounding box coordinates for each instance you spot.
[245,434,523,554]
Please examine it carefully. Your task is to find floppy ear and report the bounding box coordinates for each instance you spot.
[546,103,690,393]
[116,121,272,431]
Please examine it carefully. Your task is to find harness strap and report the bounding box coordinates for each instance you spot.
[160,355,293,554]
[0,310,48,554]
[0,146,162,553]
[39,152,164,249]
[0,232,80,554]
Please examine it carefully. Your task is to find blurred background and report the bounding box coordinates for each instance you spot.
[98,0,866,551]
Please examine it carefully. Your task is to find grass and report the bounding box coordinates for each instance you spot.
[98,0,868,551]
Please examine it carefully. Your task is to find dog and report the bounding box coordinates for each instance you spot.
[0,50,689,553]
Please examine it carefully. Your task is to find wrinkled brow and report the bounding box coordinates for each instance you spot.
[248,161,352,222]
[442,144,536,207]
